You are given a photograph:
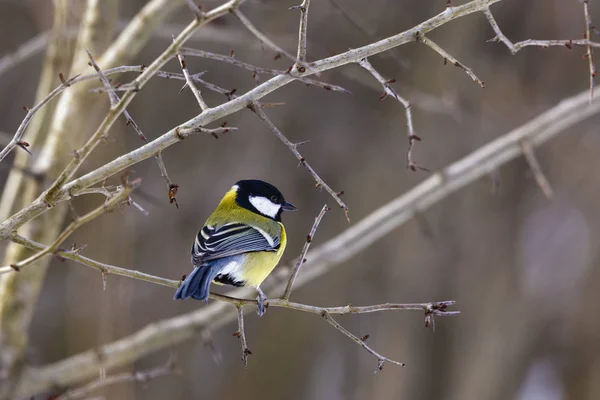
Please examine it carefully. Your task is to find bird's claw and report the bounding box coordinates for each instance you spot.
[256,288,267,317]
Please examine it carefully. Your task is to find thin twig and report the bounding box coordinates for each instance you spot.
[416,34,485,88]
[176,46,209,110]
[231,8,315,74]
[291,0,311,63]
[85,49,148,141]
[584,0,596,102]
[321,311,405,372]
[55,358,178,400]
[0,31,61,78]
[154,152,179,208]
[180,48,350,93]
[0,180,140,274]
[328,0,408,69]
[358,58,427,171]
[249,103,349,220]
[519,140,553,199]
[281,204,329,300]
[483,7,517,53]
[234,306,251,367]
[184,0,205,19]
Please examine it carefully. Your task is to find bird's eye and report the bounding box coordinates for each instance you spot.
[270,195,278,202]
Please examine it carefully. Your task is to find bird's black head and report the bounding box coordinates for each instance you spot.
[234,179,297,221]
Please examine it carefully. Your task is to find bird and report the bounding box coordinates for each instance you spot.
[174,179,296,316]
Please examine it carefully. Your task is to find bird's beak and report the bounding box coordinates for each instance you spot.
[282,201,297,211]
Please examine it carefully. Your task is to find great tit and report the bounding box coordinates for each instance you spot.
[174,179,296,316]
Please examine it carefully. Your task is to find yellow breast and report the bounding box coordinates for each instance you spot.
[239,222,287,287]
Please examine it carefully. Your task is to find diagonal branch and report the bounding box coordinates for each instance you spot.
[176,48,209,110]
[416,34,485,88]
[519,139,553,199]
[281,204,329,300]
[249,103,349,220]
[231,8,315,74]
[85,49,147,141]
[180,48,350,93]
[358,57,426,171]
[154,152,179,208]
[54,357,178,400]
[321,311,405,372]
[0,179,140,275]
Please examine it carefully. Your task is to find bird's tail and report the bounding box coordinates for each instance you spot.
[174,265,217,301]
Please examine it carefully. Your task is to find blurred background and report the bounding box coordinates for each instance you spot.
[1,0,600,399]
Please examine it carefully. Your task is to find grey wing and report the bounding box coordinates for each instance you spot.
[191,223,280,265]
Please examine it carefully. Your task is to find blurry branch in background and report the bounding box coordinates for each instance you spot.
[484,6,599,100]
[519,140,553,199]
[54,357,179,400]
[358,58,425,171]
[249,104,350,220]
[13,82,600,397]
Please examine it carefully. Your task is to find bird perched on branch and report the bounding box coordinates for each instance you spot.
[174,179,296,316]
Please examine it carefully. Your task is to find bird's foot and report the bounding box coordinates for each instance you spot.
[256,287,267,317]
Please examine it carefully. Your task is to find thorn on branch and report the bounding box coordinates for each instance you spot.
[169,184,179,208]
[16,141,31,155]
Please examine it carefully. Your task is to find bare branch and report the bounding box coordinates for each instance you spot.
[85,49,147,141]
[520,139,553,199]
[231,8,297,63]
[234,306,251,367]
[231,8,315,74]
[180,48,350,93]
[417,34,485,88]
[176,47,209,110]
[583,0,596,102]
[154,152,179,208]
[249,103,349,220]
[358,58,426,171]
[0,179,140,275]
[281,204,329,300]
[483,7,517,53]
[291,0,311,63]
[38,0,248,207]
[184,0,204,19]
[0,31,55,79]
[0,0,500,237]
[55,358,178,400]
[321,311,405,372]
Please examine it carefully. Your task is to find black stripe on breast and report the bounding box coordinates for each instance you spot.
[214,273,246,287]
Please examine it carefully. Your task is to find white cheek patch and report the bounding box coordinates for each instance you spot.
[249,195,281,218]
